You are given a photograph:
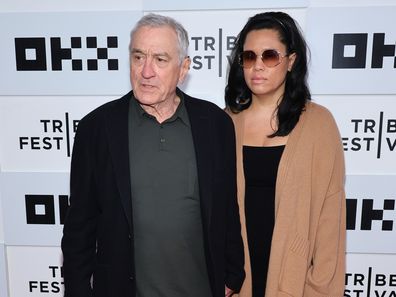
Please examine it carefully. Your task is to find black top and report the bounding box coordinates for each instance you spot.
[243,145,285,297]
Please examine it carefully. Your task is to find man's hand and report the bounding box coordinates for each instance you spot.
[225,285,234,297]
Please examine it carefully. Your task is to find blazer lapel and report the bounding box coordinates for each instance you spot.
[105,92,133,230]
[184,96,213,231]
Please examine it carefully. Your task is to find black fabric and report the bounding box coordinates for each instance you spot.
[243,145,284,297]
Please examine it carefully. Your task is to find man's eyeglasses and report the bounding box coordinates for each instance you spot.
[239,49,288,69]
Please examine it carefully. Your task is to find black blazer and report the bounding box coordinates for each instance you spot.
[61,90,245,297]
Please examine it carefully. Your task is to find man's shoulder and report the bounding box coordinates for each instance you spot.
[184,93,219,109]
[80,91,132,123]
[183,92,230,119]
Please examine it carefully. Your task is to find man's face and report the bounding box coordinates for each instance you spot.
[130,26,190,106]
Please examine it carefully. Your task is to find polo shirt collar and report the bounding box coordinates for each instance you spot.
[130,88,190,127]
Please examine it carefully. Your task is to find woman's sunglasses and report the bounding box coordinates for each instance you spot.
[239,49,288,69]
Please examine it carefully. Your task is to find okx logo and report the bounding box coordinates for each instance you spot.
[332,33,396,69]
[347,198,395,231]
[15,36,118,71]
[25,194,69,225]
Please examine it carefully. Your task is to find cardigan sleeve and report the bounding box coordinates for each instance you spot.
[304,110,346,297]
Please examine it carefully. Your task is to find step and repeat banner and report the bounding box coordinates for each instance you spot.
[0,1,395,296]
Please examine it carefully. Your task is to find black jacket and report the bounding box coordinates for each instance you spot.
[61,90,245,297]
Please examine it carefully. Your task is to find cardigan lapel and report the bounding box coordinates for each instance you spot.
[274,104,308,211]
[105,92,133,230]
[184,96,213,231]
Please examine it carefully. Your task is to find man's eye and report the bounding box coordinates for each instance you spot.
[156,57,169,67]
[133,54,144,62]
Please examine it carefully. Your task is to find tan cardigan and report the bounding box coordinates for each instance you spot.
[227,102,346,297]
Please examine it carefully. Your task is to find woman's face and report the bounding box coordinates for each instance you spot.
[242,28,296,101]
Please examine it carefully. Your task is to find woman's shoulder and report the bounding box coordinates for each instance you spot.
[305,101,333,118]
[302,101,341,139]
[304,101,337,126]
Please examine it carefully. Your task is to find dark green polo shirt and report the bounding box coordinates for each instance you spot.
[128,92,212,297]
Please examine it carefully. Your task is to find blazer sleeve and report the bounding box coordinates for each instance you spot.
[61,116,99,297]
[304,113,346,297]
[223,115,246,292]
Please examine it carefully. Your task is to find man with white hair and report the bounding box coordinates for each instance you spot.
[62,13,245,297]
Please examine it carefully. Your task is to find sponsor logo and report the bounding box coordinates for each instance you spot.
[28,266,64,294]
[15,36,118,71]
[189,29,236,77]
[345,267,396,297]
[332,33,396,69]
[19,113,79,157]
[347,198,395,231]
[342,112,396,158]
[25,194,69,225]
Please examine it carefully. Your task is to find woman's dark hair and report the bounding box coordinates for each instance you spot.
[225,11,311,137]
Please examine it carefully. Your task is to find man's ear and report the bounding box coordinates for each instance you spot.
[178,56,191,84]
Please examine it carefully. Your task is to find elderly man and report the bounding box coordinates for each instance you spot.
[61,13,244,297]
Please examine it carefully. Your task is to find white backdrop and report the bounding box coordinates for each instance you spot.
[0,245,6,297]
[0,1,395,296]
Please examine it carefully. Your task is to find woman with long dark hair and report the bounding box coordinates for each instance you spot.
[225,11,346,297]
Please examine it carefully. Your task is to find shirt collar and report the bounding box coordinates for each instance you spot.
[130,88,190,127]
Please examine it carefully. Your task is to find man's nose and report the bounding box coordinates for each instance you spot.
[141,58,156,78]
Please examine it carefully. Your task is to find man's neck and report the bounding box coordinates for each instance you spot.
[140,95,181,123]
